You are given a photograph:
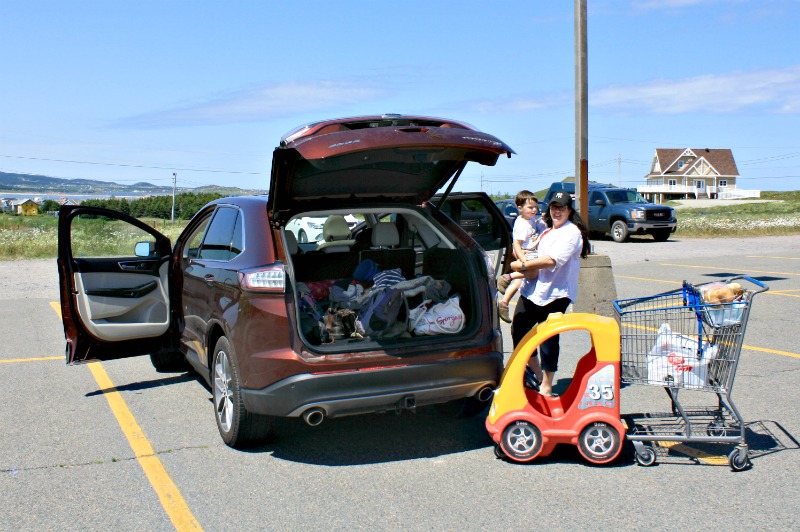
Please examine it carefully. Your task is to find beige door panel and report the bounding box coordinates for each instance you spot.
[73,264,170,342]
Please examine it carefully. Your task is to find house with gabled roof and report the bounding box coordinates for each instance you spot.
[638,148,759,202]
[15,199,40,215]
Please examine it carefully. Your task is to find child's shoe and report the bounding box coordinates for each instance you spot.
[497,274,511,294]
[498,301,511,323]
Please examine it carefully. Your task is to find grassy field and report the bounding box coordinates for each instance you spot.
[2,193,799,260]
[667,191,800,238]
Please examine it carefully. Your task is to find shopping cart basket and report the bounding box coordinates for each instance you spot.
[613,276,768,471]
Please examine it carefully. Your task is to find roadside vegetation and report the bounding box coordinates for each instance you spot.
[1,191,798,260]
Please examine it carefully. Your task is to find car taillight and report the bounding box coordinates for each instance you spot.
[240,265,286,292]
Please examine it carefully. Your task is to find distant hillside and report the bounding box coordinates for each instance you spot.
[0,171,263,196]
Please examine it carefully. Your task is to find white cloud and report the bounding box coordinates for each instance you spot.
[633,0,726,9]
[467,94,569,114]
[117,80,383,128]
[592,66,800,114]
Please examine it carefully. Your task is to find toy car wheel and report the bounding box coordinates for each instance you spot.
[577,422,622,465]
[500,420,542,462]
[728,449,751,472]
[635,446,657,467]
[298,229,308,243]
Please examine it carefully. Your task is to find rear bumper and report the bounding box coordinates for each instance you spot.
[241,353,503,419]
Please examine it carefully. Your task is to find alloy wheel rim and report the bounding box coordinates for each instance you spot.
[214,350,234,432]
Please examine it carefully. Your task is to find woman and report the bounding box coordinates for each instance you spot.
[509,191,591,396]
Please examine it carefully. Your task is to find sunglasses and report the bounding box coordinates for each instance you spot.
[549,204,567,211]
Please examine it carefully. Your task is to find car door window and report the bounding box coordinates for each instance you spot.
[71,213,158,258]
[199,207,241,261]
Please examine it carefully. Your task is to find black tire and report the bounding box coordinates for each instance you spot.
[635,446,657,467]
[149,351,189,373]
[652,229,671,242]
[577,422,622,465]
[611,220,629,243]
[728,448,751,472]
[212,337,274,448]
[494,444,507,459]
[298,229,308,243]
[500,420,542,462]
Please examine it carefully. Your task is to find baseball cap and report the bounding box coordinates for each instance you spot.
[549,191,572,208]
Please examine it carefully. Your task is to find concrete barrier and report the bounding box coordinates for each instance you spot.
[574,253,617,318]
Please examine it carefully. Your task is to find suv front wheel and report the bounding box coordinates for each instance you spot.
[611,220,629,243]
[212,337,274,448]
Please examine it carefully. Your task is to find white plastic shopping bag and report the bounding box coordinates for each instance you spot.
[647,323,718,389]
[409,295,465,336]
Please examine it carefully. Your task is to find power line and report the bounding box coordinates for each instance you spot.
[0,153,265,175]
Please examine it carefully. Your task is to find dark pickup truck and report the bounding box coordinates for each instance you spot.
[542,182,677,242]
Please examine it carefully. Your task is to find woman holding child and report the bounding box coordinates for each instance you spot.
[508,191,591,397]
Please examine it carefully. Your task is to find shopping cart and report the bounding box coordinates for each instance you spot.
[613,276,768,471]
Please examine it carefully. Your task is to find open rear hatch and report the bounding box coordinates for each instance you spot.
[268,115,514,224]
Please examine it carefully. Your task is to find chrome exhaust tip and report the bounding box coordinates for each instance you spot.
[302,407,325,427]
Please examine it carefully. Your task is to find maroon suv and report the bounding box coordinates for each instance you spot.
[58,114,514,447]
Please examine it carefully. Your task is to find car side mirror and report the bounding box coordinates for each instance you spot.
[135,241,156,257]
[594,199,606,206]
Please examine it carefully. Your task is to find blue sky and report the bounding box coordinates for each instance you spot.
[1,0,799,194]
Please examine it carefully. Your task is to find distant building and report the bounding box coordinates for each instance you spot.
[15,199,40,215]
[638,148,759,202]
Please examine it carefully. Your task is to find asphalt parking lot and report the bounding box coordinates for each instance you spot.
[2,234,799,530]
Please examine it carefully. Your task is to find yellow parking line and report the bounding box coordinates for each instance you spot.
[50,302,201,531]
[659,263,800,277]
[616,276,681,285]
[656,441,729,466]
[88,363,202,531]
[746,256,800,260]
[0,356,62,364]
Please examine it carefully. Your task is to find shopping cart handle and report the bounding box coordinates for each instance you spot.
[725,275,769,294]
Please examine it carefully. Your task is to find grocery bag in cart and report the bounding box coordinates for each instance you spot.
[647,323,718,389]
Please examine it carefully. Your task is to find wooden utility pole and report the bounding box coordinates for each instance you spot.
[575,0,588,223]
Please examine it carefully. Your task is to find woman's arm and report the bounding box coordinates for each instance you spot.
[510,254,556,277]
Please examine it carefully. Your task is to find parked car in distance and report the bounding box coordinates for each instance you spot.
[57,114,515,448]
[286,214,358,243]
[541,181,677,242]
[494,198,518,228]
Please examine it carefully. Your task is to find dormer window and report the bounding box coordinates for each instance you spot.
[678,161,685,169]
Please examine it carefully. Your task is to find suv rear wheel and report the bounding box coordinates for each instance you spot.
[652,229,671,242]
[212,337,274,448]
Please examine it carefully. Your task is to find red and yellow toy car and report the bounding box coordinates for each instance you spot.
[486,312,625,465]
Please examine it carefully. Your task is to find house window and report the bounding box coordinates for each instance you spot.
[668,179,677,187]
[719,180,728,187]
[696,180,705,190]
[678,161,685,169]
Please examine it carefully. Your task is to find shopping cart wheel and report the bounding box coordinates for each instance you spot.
[500,420,542,462]
[635,446,657,467]
[728,448,751,472]
[577,422,622,465]
[707,422,727,438]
